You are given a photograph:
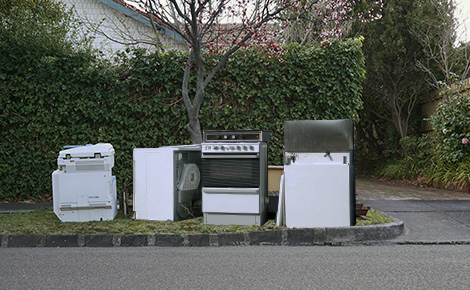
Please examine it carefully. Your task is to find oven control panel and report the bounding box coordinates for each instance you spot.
[202,143,259,153]
[203,130,270,143]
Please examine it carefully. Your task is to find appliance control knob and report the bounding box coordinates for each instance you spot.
[221,145,225,151]
[224,135,228,139]
[249,145,255,151]
[243,145,248,151]
[213,146,219,150]
[229,146,235,150]
[231,135,236,139]
[236,145,241,151]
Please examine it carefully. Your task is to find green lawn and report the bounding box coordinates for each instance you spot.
[0,208,392,235]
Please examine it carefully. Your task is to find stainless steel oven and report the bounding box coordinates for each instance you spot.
[201,130,269,226]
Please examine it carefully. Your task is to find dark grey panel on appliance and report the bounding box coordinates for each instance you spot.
[349,150,356,226]
[284,120,353,152]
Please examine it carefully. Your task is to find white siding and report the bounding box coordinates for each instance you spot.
[61,0,187,57]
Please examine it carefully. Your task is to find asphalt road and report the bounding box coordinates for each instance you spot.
[1,246,470,289]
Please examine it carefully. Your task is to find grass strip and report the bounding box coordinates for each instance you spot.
[0,208,391,235]
[355,209,393,226]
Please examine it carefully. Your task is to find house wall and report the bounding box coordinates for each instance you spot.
[61,0,187,57]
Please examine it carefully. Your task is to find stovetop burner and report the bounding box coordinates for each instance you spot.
[203,129,270,143]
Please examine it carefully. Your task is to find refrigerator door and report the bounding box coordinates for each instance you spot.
[284,159,351,228]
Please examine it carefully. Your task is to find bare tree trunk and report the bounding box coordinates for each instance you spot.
[187,116,203,144]
[391,109,407,139]
[356,121,385,159]
[181,52,205,144]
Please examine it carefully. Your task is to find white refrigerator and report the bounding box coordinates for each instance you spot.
[283,120,355,228]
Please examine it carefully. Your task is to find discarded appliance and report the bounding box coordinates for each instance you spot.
[52,143,117,222]
[201,129,270,226]
[133,145,202,221]
[281,120,355,228]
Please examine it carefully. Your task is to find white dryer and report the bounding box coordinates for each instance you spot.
[133,145,202,221]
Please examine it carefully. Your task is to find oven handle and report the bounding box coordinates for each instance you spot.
[201,153,259,159]
[203,187,260,194]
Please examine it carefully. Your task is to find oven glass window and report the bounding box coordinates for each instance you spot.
[202,158,260,188]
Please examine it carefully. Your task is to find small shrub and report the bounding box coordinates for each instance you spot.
[378,135,433,180]
[426,158,470,190]
[430,86,470,162]
[379,161,409,180]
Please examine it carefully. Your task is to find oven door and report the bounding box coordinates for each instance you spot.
[201,153,260,188]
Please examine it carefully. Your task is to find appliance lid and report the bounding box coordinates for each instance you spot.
[58,143,115,159]
[284,120,353,152]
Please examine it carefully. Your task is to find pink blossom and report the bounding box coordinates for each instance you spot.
[443,128,447,134]
[463,138,469,144]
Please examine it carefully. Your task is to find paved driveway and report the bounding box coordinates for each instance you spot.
[357,178,470,242]
[356,178,470,200]
[363,200,470,242]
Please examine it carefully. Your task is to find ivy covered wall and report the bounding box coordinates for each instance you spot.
[1,38,365,200]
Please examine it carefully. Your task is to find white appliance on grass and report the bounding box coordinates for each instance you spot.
[282,120,355,228]
[133,145,202,221]
[52,143,117,222]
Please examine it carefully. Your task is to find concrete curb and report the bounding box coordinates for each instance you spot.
[0,219,405,248]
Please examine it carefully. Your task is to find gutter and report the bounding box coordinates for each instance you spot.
[97,0,186,44]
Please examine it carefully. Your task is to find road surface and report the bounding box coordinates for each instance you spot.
[1,246,469,289]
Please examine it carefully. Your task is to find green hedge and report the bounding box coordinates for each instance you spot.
[1,39,365,200]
